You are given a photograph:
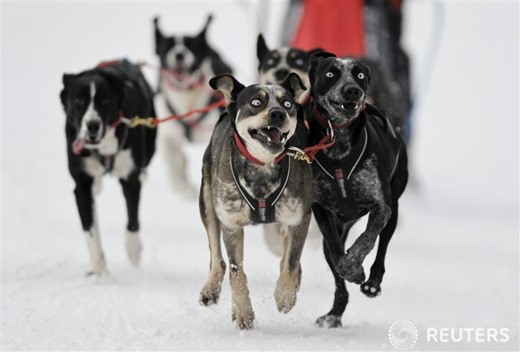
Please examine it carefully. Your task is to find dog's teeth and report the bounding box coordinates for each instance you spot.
[355,104,359,109]
[340,104,345,109]
[267,136,272,142]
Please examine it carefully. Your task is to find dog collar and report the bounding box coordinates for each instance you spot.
[312,104,365,131]
[233,132,288,166]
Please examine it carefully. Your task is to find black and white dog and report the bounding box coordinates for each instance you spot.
[60,60,156,276]
[308,52,408,328]
[257,33,320,104]
[198,73,313,329]
[153,15,232,198]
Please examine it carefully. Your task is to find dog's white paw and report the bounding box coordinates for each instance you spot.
[85,256,107,278]
[232,304,255,330]
[274,281,298,313]
[199,280,222,306]
[125,231,142,267]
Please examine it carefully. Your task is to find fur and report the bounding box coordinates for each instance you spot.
[60,60,156,276]
[198,73,313,330]
[308,52,408,328]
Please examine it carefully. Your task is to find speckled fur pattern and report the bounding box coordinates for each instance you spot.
[198,74,313,330]
[309,53,408,328]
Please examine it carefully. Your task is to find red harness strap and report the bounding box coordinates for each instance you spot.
[233,132,288,166]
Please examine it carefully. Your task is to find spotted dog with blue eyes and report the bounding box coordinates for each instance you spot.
[198,73,313,330]
[60,60,156,277]
[308,52,408,328]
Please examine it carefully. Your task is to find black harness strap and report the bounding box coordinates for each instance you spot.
[230,156,291,224]
[314,126,369,216]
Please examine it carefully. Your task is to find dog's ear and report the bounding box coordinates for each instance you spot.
[307,48,325,57]
[60,73,76,108]
[196,14,213,40]
[153,17,165,55]
[257,33,270,63]
[209,74,245,105]
[281,73,306,102]
[309,51,336,85]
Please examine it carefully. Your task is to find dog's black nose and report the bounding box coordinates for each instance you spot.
[269,108,286,121]
[345,86,362,100]
[86,120,101,133]
[175,53,184,62]
[274,69,290,82]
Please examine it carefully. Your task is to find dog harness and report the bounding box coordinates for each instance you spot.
[230,132,291,224]
[164,93,222,142]
[313,126,368,216]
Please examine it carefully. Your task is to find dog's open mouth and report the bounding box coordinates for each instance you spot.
[330,100,360,111]
[249,126,289,145]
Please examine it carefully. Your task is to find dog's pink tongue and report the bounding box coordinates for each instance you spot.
[261,128,282,143]
[72,138,85,155]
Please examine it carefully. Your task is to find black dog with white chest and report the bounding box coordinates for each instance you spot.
[60,60,156,276]
[308,52,408,328]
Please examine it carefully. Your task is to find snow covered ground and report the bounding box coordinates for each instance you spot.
[1,1,519,351]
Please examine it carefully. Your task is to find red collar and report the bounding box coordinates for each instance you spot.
[161,69,205,90]
[233,132,288,166]
[109,110,126,129]
[312,104,365,131]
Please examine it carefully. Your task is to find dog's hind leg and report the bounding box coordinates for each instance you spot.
[316,220,356,328]
[338,203,391,284]
[159,128,197,199]
[361,201,398,298]
[199,177,226,306]
[120,172,143,267]
[275,212,311,314]
[222,226,254,330]
[73,174,107,277]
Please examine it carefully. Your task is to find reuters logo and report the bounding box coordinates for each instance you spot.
[388,320,418,350]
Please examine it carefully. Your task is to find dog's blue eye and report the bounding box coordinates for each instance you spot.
[325,72,334,78]
[266,59,275,66]
[283,100,292,109]
[357,73,365,79]
[251,99,261,107]
[295,59,304,66]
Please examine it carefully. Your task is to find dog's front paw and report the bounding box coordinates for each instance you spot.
[315,314,342,328]
[232,306,255,330]
[361,279,382,298]
[199,281,222,306]
[125,231,142,267]
[85,256,107,278]
[337,252,365,284]
[274,284,298,313]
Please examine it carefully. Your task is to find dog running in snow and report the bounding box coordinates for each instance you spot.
[198,73,312,329]
[153,15,233,198]
[307,52,408,328]
[60,59,156,276]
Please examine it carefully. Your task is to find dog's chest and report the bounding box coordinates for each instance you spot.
[214,178,303,227]
[82,149,135,179]
[313,155,384,216]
